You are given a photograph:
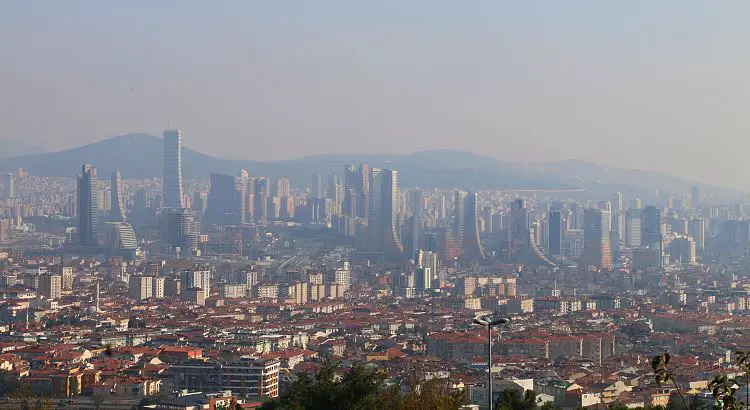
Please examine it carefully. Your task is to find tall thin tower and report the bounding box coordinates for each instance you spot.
[111,171,126,221]
[163,129,185,209]
[77,164,100,246]
[368,168,403,258]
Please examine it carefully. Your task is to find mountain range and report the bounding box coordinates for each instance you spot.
[0,133,743,201]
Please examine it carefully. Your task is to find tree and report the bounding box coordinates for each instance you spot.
[261,361,466,410]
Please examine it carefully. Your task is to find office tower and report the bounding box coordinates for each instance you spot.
[253,178,270,225]
[611,193,623,213]
[101,222,138,249]
[368,168,403,257]
[327,173,339,199]
[629,198,643,210]
[510,199,529,243]
[690,218,705,251]
[129,275,153,301]
[461,192,486,260]
[642,206,662,246]
[415,267,432,291]
[2,172,13,199]
[452,191,467,243]
[39,273,62,300]
[547,208,563,256]
[134,189,147,210]
[483,206,494,233]
[625,209,643,248]
[163,129,185,209]
[641,205,663,267]
[670,237,696,264]
[344,164,369,219]
[206,174,245,226]
[110,171,126,222]
[583,208,613,270]
[691,185,701,208]
[165,208,200,253]
[276,177,291,199]
[311,173,323,199]
[77,164,100,247]
[192,191,207,214]
[597,200,612,212]
[408,189,425,256]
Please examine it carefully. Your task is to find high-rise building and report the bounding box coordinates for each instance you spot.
[191,191,207,214]
[344,164,369,219]
[368,168,403,258]
[583,208,613,270]
[51,266,74,291]
[690,218,705,251]
[77,164,100,247]
[509,199,529,258]
[547,208,563,256]
[165,209,200,253]
[180,270,211,297]
[408,189,425,256]
[39,273,62,300]
[253,178,270,225]
[642,206,662,247]
[460,192,486,260]
[691,185,701,208]
[625,209,642,248]
[101,222,138,249]
[2,172,14,200]
[326,173,339,200]
[206,174,245,226]
[110,171,126,222]
[415,267,432,291]
[311,173,323,199]
[163,129,185,209]
[276,177,291,199]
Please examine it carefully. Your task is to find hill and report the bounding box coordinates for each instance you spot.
[0,134,566,190]
[0,134,743,199]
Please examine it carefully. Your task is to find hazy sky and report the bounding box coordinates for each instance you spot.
[2,2,750,188]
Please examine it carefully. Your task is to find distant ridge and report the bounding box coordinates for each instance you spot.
[0,133,743,199]
[0,139,47,158]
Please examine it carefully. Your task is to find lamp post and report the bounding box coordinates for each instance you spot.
[473,316,509,410]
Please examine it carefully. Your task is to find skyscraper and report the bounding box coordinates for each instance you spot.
[165,208,200,253]
[461,192,486,260]
[163,129,184,209]
[691,185,701,208]
[77,164,100,247]
[111,171,126,222]
[206,174,245,226]
[344,164,369,219]
[583,208,613,270]
[2,172,14,200]
[547,207,563,256]
[408,189,425,256]
[276,177,291,199]
[690,218,705,251]
[642,206,662,248]
[311,173,323,199]
[510,199,529,243]
[625,209,643,248]
[368,168,403,258]
[253,177,270,225]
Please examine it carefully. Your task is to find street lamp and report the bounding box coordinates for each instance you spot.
[473,316,509,410]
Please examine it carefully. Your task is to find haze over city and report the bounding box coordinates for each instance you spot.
[4,3,750,410]
[3,1,750,189]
